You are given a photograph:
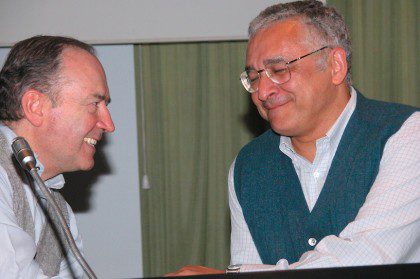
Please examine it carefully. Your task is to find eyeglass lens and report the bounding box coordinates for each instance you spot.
[241,63,290,93]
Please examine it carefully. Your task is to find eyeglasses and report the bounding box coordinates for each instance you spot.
[240,46,329,93]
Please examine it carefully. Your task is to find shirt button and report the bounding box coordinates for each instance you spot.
[308,237,317,247]
[313,171,320,178]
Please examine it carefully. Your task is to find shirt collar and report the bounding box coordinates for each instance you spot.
[0,123,65,189]
[279,87,357,155]
[324,87,357,149]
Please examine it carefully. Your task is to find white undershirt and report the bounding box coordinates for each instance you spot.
[229,89,420,272]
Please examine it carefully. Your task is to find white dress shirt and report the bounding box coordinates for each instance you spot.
[229,88,420,272]
[0,125,85,278]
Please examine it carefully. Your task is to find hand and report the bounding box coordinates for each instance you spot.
[165,265,224,277]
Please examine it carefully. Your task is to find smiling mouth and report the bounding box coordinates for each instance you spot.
[84,137,98,147]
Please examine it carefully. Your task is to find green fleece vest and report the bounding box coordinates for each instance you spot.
[234,93,417,264]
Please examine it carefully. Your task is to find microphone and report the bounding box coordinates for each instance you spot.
[11,136,97,279]
[11,137,36,171]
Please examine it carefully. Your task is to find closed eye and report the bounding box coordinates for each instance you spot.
[272,68,288,74]
[269,62,288,73]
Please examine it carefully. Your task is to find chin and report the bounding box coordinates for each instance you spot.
[270,121,294,136]
[79,159,95,171]
[84,163,95,171]
[267,109,297,136]
[268,117,284,134]
[83,165,95,171]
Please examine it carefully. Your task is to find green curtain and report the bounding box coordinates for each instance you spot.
[134,42,266,277]
[329,0,419,106]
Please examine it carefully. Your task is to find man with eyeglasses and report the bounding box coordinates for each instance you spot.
[166,0,419,276]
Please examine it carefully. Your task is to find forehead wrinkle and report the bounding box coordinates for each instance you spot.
[250,19,317,63]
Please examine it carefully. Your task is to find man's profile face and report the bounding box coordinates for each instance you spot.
[37,47,115,177]
[246,19,336,139]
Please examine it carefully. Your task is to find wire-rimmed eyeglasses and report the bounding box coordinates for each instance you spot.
[240,46,330,93]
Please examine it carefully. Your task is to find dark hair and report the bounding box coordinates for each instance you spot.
[0,35,95,121]
[249,0,352,85]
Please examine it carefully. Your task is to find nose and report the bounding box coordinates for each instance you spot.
[98,105,115,133]
[257,71,277,101]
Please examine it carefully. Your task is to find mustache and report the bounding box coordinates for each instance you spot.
[262,94,293,110]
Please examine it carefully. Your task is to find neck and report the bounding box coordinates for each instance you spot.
[291,86,351,162]
[291,138,317,162]
[9,120,58,180]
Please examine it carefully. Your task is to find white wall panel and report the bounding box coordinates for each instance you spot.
[0,0,282,46]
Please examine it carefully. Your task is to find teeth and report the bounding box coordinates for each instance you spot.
[84,137,97,146]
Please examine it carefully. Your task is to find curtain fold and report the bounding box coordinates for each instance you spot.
[329,0,419,106]
[134,41,262,277]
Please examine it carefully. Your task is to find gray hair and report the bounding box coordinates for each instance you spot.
[249,0,352,85]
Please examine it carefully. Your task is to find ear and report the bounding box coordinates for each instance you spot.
[20,90,50,127]
[330,47,348,85]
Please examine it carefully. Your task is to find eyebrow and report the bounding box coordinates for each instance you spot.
[245,55,289,71]
[92,93,111,105]
[263,56,288,65]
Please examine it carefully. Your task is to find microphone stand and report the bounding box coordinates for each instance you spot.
[12,137,97,279]
[29,168,97,279]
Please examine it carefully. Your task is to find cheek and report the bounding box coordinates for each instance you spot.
[55,114,95,142]
[251,94,269,120]
[251,93,259,107]
[280,78,314,108]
